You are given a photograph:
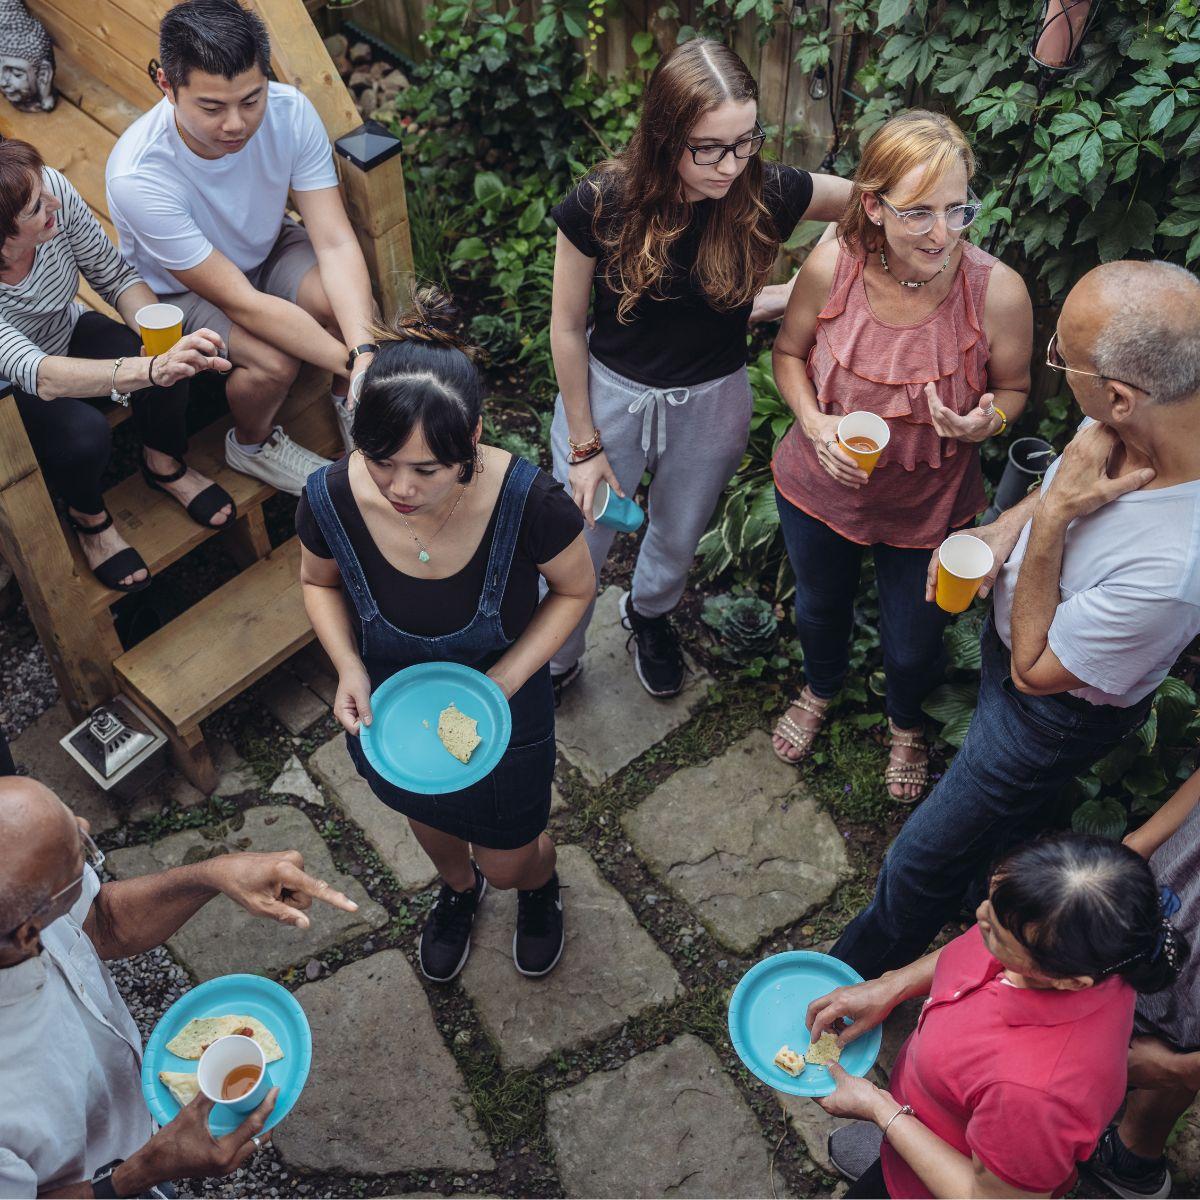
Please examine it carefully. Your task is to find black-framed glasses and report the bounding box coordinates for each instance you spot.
[1046,331,1149,394]
[2,826,104,941]
[684,124,766,166]
[878,189,983,236]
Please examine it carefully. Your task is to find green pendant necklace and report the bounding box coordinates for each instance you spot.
[399,486,467,563]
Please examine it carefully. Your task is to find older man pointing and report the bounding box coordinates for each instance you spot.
[832,259,1200,980]
[0,775,357,1198]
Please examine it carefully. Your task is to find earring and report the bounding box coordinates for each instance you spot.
[474,452,485,474]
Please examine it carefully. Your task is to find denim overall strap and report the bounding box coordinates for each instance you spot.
[478,456,539,619]
[304,464,380,622]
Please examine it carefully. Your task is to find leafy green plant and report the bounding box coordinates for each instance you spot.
[701,588,780,662]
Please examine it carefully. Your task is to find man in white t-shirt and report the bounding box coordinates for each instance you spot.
[0,775,358,1197]
[833,259,1200,979]
[106,0,379,495]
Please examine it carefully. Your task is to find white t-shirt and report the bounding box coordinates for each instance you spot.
[993,425,1200,708]
[106,82,338,295]
[0,868,153,1196]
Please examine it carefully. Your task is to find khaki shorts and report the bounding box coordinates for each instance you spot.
[162,218,318,348]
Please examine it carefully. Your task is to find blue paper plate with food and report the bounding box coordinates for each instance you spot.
[360,661,511,794]
[728,950,882,1097]
[142,974,311,1135]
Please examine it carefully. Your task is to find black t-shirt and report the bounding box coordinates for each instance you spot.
[295,455,584,639]
[551,162,814,388]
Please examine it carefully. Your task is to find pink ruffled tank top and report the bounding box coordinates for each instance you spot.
[772,239,996,549]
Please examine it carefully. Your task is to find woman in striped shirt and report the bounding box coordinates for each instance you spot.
[0,139,235,591]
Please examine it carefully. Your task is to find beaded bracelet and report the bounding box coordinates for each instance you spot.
[569,447,603,466]
[568,428,602,456]
[993,405,1008,436]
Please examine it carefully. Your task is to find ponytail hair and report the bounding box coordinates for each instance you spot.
[989,833,1189,994]
[350,287,484,481]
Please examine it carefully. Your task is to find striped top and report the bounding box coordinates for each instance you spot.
[0,168,142,395]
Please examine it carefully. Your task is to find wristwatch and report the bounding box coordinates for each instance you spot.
[109,358,132,408]
[346,343,378,371]
[91,1158,125,1198]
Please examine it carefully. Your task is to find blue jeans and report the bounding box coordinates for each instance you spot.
[832,618,1153,978]
[776,492,950,729]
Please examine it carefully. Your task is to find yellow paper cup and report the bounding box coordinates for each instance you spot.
[836,411,890,477]
[136,303,184,356]
[936,533,994,614]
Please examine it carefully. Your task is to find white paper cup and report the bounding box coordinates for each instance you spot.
[197,1034,269,1113]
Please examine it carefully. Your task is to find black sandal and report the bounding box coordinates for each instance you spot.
[68,511,151,593]
[141,455,237,529]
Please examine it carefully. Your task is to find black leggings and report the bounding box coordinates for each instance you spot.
[15,311,189,516]
[845,1157,890,1198]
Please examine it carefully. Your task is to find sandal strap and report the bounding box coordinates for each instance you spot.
[185,481,237,529]
[884,765,929,784]
[88,546,150,593]
[775,714,816,749]
[68,510,114,535]
[142,456,188,485]
[889,725,927,750]
[790,692,831,720]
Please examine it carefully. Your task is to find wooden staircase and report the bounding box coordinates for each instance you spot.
[0,0,412,792]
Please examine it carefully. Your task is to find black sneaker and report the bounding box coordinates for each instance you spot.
[619,591,685,698]
[513,871,564,977]
[1084,1126,1171,1199]
[419,863,487,982]
[551,661,582,707]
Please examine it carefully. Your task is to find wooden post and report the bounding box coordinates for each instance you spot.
[0,384,115,717]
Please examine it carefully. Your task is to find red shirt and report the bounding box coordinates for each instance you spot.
[883,927,1134,1198]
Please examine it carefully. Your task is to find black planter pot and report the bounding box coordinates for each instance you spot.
[981,436,1055,524]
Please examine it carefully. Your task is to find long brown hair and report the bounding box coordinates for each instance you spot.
[837,110,975,253]
[589,39,778,322]
[0,140,45,266]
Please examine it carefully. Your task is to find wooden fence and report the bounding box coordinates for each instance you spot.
[331,0,843,169]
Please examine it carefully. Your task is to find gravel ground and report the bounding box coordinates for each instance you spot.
[0,600,58,743]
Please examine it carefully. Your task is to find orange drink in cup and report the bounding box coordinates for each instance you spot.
[936,533,994,613]
[836,411,890,477]
[135,303,184,356]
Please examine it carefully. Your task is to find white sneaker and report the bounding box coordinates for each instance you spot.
[225,425,331,496]
[333,394,355,457]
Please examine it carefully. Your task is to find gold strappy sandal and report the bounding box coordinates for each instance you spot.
[885,722,930,804]
[772,690,831,766]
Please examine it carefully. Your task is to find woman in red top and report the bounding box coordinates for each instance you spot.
[805,833,1188,1199]
[769,111,1033,800]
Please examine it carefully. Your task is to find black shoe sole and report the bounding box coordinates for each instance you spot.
[512,923,565,977]
[419,876,488,983]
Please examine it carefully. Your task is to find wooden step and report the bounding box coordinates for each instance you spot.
[114,534,313,743]
[71,368,339,612]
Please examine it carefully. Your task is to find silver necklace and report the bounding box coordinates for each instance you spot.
[880,246,951,289]
[398,486,467,563]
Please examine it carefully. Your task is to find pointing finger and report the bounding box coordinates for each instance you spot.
[280,862,358,913]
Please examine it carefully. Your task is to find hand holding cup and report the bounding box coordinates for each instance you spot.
[150,328,232,386]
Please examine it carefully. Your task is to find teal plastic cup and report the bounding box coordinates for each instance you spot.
[592,481,644,533]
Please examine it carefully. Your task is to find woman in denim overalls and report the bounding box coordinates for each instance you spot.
[298,291,594,981]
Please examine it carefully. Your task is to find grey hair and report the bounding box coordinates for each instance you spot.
[1092,260,1200,404]
[0,878,50,938]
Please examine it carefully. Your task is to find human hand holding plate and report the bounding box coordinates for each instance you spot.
[805,975,903,1047]
[814,1063,890,1122]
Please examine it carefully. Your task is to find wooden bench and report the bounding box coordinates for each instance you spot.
[0,0,413,791]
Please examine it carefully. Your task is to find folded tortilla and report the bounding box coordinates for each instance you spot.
[166,1014,283,1062]
[158,1070,201,1107]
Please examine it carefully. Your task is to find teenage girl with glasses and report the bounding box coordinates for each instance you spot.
[546,38,851,700]
[769,110,1034,802]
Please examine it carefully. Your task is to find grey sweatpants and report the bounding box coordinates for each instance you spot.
[548,354,753,673]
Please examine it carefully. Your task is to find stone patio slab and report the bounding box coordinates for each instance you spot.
[274,951,494,1174]
[547,1034,789,1198]
[106,805,386,979]
[554,587,711,783]
[460,845,683,1069]
[309,734,438,891]
[623,731,850,953]
[270,755,324,806]
[259,668,329,735]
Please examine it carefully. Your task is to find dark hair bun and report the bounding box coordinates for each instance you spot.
[381,286,472,356]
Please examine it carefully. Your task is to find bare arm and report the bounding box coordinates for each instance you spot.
[170,248,346,375]
[981,263,1033,427]
[487,533,595,699]
[750,221,839,324]
[1125,764,1200,858]
[805,173,854,224]
[292,186,377,354]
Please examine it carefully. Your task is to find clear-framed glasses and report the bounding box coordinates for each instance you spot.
[1046,331,1149,394]
[685,124,766,166]
[877,189,983,236]
[2,825,104,940]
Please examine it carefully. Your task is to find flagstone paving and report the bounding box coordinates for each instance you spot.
[459,845,684,1069]
[547,1034,790,1198]
[107,805,386,979]
[274,951,494,1175]
[623,731,850,953]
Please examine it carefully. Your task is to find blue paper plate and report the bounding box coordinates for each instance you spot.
[142,974,311,1136]
[359,662,511,795]
[728,951,882,1097]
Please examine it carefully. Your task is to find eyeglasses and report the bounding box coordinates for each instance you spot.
[2,825,104,941]
[1046,332,1149,395]
[684,124,766,166]
[877,190,982,236]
